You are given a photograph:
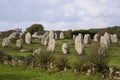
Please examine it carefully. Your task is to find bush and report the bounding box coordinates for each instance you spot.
[33,52,54,70]
[55,56,69,71]
[72,56,88,72]
[0,49,12,64]
[86,52,108,73]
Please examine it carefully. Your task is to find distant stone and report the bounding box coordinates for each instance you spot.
[111,34,118,43]
[54,33,58,40]
[73,35,76,40]
[60,32,65,39]
[62,43,70,54]
[25,32,32,44]
[41,36,48,45]
[2,37,10,47]
[93,34,100,42]
[84,34,91,44]
[16,39,23,48]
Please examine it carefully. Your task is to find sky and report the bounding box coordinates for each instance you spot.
[0,0,120,31]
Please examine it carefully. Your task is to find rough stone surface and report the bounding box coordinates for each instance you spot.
[62,43,70,54]
[47,38,56,52]
[2,37,10,47]
[8,32,19,39]
[93,34,100,42]
[75,34,85,55]
[84,34,91,44]
[111,34,118,43]
[33,48,43,55]
[49,31,55,39]
[25,32,32,44]
[54,33,58,40]
[16,39,23,48]
[41,36,48,45]
[60,32,65,39]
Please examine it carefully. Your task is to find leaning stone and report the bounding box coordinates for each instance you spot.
[2,37,10,47]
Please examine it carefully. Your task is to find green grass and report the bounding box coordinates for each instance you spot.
[0,64,108,80]
[0,38,120,80]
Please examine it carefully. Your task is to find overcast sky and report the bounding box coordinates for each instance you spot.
[0,0,120,31]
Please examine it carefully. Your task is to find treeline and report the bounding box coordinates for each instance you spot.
[0,24,120,39]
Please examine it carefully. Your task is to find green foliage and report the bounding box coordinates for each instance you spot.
[26,24,44,35]
[55,56,69,71]
[0,30,15,38]
[65,30,72,39]
[33,52,54,70]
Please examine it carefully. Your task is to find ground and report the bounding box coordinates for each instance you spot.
[0,38,119,80]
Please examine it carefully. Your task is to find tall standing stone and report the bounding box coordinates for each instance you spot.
[75,34,85,55]
[2,37,10,47]
[47,30,56,52]
[62,43,70,54]
[49,31,55,39]
[60,32,65,39]
[16,39,23,48]
[84,34,91,44]
[103,32,111,49]
[99,36,107,56]
[25,32,32,44]
[47,38,56,52]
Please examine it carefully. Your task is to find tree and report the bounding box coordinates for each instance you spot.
[26,24,44,35]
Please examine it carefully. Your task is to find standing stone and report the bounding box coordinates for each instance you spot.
[84,34,91,44]
[62,43,70,54]
[75,34,85,55]
[60,32,65,39]
[99,36,107,56]
[19,32,24,38]
[54,33,58,40]
[73,35,76,40]
[16,39,23,48]
[41,36,48,46]
[93,34,100,42]
[111,34,118,43]
[25,32,32,44]
[2,37,10,47]
[47,38,56,52]
[49,31,55,39]
[103,32,111,49]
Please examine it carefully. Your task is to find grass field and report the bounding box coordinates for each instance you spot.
[0,38,120,80]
